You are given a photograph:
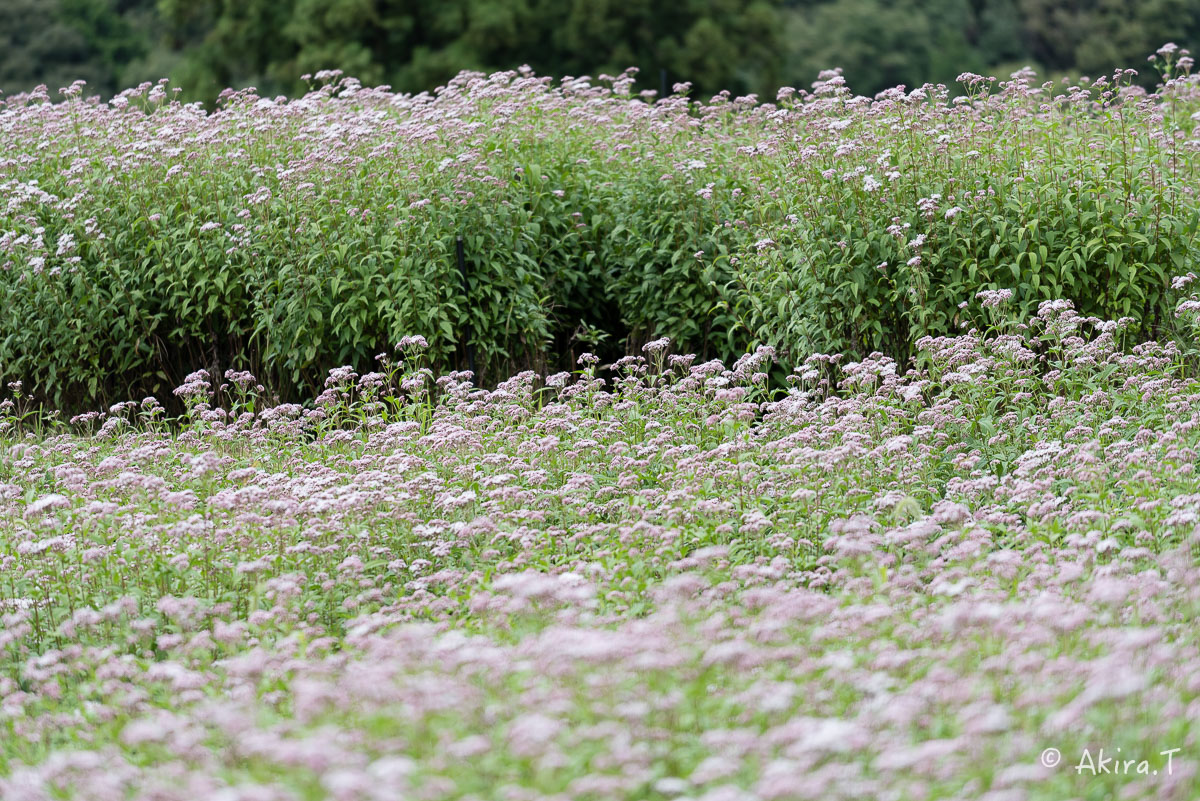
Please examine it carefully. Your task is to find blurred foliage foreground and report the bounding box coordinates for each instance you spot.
[3,0,1200,104]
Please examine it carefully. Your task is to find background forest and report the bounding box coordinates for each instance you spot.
[3,0,1200,103]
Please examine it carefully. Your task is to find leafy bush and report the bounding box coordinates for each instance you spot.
[1,53,1199,409]
[0,74,767,407]
[735,60,1200,362]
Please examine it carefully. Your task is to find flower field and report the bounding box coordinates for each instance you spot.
[3,299,1200,800]
[4,41,1200,801]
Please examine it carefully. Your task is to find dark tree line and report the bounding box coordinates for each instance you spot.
[2,0,1199,102]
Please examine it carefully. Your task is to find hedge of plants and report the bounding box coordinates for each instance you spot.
[1,49,1198,408]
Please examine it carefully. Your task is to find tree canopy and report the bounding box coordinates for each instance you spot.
[1,0,1198,102]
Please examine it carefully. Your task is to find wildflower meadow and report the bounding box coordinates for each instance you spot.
[3,45,1200,801]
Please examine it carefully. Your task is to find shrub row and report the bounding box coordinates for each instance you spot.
[0,57,1198,409]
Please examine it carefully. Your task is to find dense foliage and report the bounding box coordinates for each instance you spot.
[3,302,1200,798]
[3,0,1200,102]
[2,52,1200,408]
